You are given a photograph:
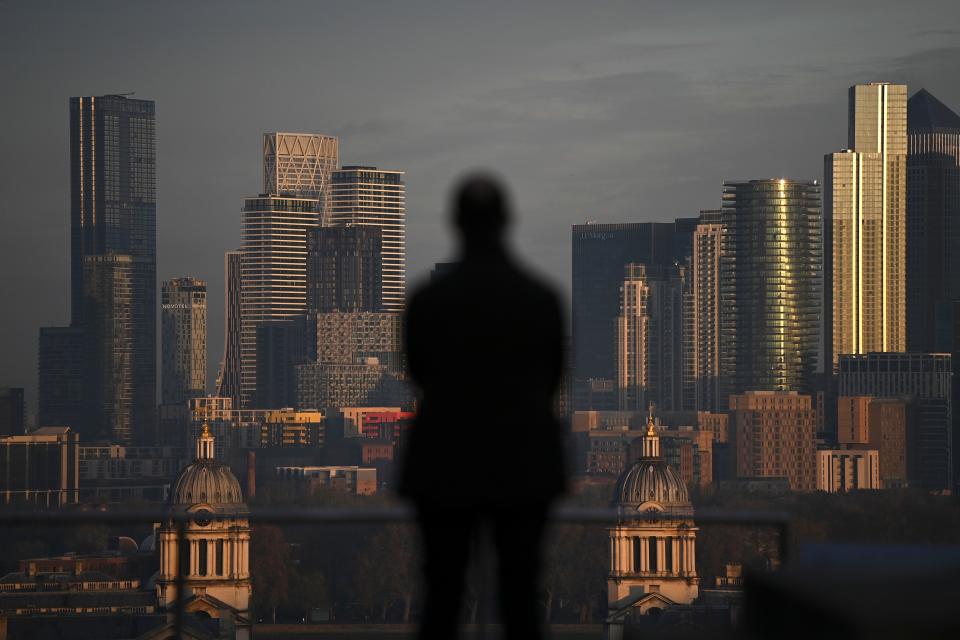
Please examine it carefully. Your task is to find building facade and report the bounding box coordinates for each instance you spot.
[328,166,406,312]
[720,180,822,398]
[826,83,908,368]
[906,89,960,352]
[217,250,243,405]
[0,427,79,507]
[817,449,881,492]
[161,278,207,405]
[68,95,157,442]
[572,221,695,399]
[838,352,952,490]
[729,391,818,492]
[691,210,723,413]
[37,327,87,433]
[0,387,26,436]
[306,224,383,314]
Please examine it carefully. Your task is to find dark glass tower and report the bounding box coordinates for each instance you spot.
[306,224,383,313]
[906,89,960,352]
[719,180,822,400]
[571,221,695,393]
[69,95,156,442]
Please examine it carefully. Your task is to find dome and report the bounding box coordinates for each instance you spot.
[169,460,245,508]
[615,459,690,509]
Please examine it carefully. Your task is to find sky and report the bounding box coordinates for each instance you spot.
[1,0,959,418]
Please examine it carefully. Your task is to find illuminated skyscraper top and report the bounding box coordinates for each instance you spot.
[262,132,339,201]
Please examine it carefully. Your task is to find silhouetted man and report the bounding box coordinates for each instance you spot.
[400,175,567,639]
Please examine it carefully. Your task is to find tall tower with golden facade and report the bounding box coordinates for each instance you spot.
[607,410,699,621]
[157,423,252,639]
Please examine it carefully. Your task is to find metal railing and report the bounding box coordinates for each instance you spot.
[0,505,790,638]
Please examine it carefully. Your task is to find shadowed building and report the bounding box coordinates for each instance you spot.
[0,387,26,436]
[38,327,88,433]
[906,89,960,352]
[217,250,243,405]
[307,224,382,313]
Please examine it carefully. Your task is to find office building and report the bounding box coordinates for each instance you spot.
[617,263,686,412]
[0,427,79,507]
[720,180,822,399]
[69,95,157,441]
[825,83,907,368]
[296,361,408,412]
[691,210,723,413]
[0,387,25,436]
[906,89,960,352]
[307,224,383,313]
[217,250,243,404]
[838,352,952,490]
[82,254,134,444]
[572,221,696,404]
[240,133,339,407]
[314,312,403,370]
[328,166,406,312]
[37,327,87,432]
[161,277,207,405]
[729,391,818,492]
[817,449,881,492]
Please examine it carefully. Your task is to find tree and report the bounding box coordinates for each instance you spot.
[250,524,292,623]
[354,523,419,622]
[289,569,329,622]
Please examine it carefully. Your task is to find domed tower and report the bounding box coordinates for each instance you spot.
[607,411,698,617]
[157,423,251,637]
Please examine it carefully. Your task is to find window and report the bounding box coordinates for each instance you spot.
[665,538,673,573]
[216,540,224,576]
[648,537,658,572]
[632,537,642,572]
[198,540,208,576]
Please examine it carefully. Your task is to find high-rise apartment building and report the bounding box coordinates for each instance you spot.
[239,133,339,407]
[254,318,310,409]
[306,225,383,313]
[161,278,207,405]
[68,95,157,442]
[906,89,960,352]
[328,166,406,312]
[825,83,907,368]
[0,388,25,436]
[616,263,686,412]
[838,352,952,490]
[729,391,818,492]
[216,250,242,405]
[719,180,822,399]
[691,210,723,412]
[837,396,909,486]
[571,221,696,404]
[82,254,134,443]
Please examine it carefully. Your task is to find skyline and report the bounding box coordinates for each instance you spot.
[3,1,960,407]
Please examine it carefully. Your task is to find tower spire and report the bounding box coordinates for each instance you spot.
[643,403,660,459]
[197,421,215,461]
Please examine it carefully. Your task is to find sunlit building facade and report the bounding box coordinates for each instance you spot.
[719,180,822,399]
[161,278,207,405]
[328,166,406,312]
[826,83,907,368]
[691,210,723,412]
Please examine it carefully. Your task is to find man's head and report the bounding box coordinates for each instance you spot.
[453,173,510,250]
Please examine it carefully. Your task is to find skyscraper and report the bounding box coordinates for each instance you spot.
[691,210,723,412]
[825,83,907,368]
[58,95,157,443]
[161,277,207,405]
[719,179,821,399]
[82,254,134,443]
[571,221,694,403]
[616,263,686,412]
[328,166,406,312]
[306,224,383,313]
[216,250,242,405]
[240,133,339,407]
[0,388,26,436]
[37,327,87,433]
[905,89,960,352]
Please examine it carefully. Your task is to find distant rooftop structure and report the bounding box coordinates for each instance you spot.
[909,88,960,131]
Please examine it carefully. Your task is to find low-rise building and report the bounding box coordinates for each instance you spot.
[0,427,79,507]
[276,465,377,495]
[817,449,881,492]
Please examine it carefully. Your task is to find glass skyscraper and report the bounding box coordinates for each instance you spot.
[39,95,157,443]
[825,83,907,369]
[719,179,822,399]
